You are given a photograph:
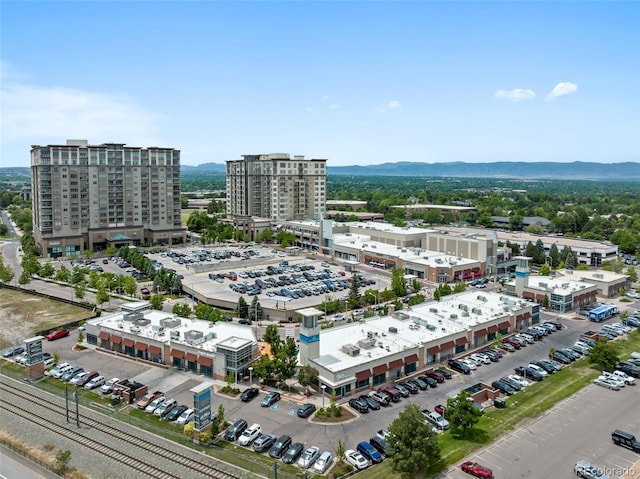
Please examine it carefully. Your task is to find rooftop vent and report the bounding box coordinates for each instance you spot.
[161,317,182,328]
[341,344,360,356]
[388,327,398,334]
[358,338,376,349]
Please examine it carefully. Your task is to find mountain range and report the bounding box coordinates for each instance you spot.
[182,161,640,180]
[3,161,639,181]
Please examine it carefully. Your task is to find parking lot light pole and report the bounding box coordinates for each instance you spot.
[321,384,326,408]
[249,367,253,386]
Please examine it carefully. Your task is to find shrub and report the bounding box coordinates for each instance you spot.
[183,422,195,439]
[199,431,212,446]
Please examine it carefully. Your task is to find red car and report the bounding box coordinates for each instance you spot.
[46,329,70,341]
[461,461,493,478]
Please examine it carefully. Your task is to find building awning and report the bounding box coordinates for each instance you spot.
[98,331,110,341]
[427,346,440,355]
[524,312,532,319]
[455,337,468,346]
[372,364,388,375]
[440,341,455,351]
[535,294,545,300]
[474,329,487,338]
[404,354,419,364]
[498,321,510,330]
[135,341,147,351]
[356,369,372,381]
[185,353,197,362]
[148,345,161,355]
[171,349,185,359]
[110,335,122,344]
[516,314,524,321]
[123,338,135,348]
[107,233,131,241]
[488,325,499,334]
[389,359,404,370]
[523,291,535,299]
[198,356,213,367]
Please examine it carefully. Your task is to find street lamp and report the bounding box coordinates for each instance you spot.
[321,384,326,408]
[248,367,253,386]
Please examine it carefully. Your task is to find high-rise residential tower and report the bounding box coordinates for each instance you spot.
[226,153,327,221]
[31,140,185,258]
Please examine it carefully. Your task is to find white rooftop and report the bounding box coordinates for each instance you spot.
[522,275,593,295]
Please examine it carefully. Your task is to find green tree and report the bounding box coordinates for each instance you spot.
[588,339,620,371]
[446,391,483,435]
[250,296,262,321]
[55,265,71,283]
[149,295,164,310]
[172,303,192,318]
[453,282,467,294]
[74,283,86,300]
[336,439,346,462]
[297,364,319,390]
[95,286,109,306]
[55,450,72,474]
[626,267,638,283]
[262,324,281,349]
[236,296,249,318]
[122,275,138,297]
[347,273,361,309]
[387,404,441,479]
[0,259,15,283]
[565,250,578,269]
[275,231,296,247]
[542,294,550,308]
[40,262,55,278]
[539,263,551,276]
[391,268,407,297]
[77,330,84,344]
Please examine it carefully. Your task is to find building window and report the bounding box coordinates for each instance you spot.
[372,373,386,386]
[355,378,370,389]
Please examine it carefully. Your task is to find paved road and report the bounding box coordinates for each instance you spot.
[0,447,55,479]
[0,210,19,238]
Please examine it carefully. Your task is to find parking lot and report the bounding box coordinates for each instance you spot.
[34,305,640,474]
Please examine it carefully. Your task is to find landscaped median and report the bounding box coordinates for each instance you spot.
[358,328,640,479]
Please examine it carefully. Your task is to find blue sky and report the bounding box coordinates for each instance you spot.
[1,1,639,167]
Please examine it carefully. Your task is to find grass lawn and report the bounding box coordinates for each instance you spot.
[358,329,640,478]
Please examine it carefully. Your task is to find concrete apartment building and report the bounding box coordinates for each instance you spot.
[226,154,327,222]
[31,140,185,258]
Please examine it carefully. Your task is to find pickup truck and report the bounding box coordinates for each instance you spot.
[136,390,163,409]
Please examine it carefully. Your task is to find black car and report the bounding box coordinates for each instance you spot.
[426,371,446,383]
[420,376,438,388]
[349,398,370,413]
[530,360,556,374]
[260,391,281,407]
[558,348,580,361]
[616,362,640,378]
[408,378,428,391]
[253,434,277,453]
[2,346,25,358]
[499,376,522,391]
[399,381,419,394]
[369,435,391,456]
[544,321,562,330]
[165,404,189,422]
[297,403,317,418]
[514,366,544,381]
[240,387,260,402]
[437,368,453,379]
[448,359,471,374]
[360,395,381,410]
[282,442,305,464]
[224,419,248,442]
[492,380,515,395]
[550,351,572,364]
[482,349,500,361]
[268,434,292,458]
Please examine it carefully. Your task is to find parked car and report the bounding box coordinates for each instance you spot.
[145,395,167,414]
[593,376,621,390]
[154,398,177,417]
[50,363,72,379]
[313,451,334,474]
[100,377,121,394]
[527,364,549,378]
[63,367,84,382]
[165,404,188,422]
[499,376,522,391]
[611,429,640,452]
[349,398,370,413]
[616,361,640,378]
[260,391,281,407]
[297,445,320,468]
[514,366,543,381]
[137,391,161,410]
[345,449,369,470]
[360,395,381,410]
[424,410,450,430]
[448,359,471,374]
[297,403,317,418]
[46,329,70,341]
[369,435,391,456]
[84,375,105,390]
[253,433,277,453]
[408,378,428,390]
[393,384,410,397]
[2,346,25,358]
[461,461,494,478]
[530,360,555,374]
[500,342,516,352]
[604,369,636,385]
[76,371,99,387]
[268,434,292,459]
[282,442,304,464]
[240,387,260,402]
[238,423,262,446]
[492,380,515,396]
[574,460,609,479]
[357,441,383,463]
[437,368,452,379]
[426,370,446,382]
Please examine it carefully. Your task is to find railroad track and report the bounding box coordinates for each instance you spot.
[0,379,242,479]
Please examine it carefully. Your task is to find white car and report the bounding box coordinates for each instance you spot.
[50,363,72,379]
[238,423,262,446]
[100,377,121,394]
[460,359,477,370]
[333,314,346,322]
[70,372,89,385]
[345,449,369,470]
[84,375,105,390]
[145,396,166,414]
[508,374,530,388]
[606,370,636,385]
[470,353,491,365]
[425,411,450,430]
[297,446,320,469]
[527,364,548,378]
[176,408,194,425]
[601,372,627,388]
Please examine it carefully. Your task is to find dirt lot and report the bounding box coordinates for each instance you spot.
[0,288,94,348]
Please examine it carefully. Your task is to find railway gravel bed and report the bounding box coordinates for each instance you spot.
[0,375,253,479]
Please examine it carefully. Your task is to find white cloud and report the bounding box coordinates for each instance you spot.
[387,100,401,109]
[328,103,339,110]
[494,88,537,102]
[1,81,163,145]
[305,107,314,113]
[546,82,578,101]
[322,94,329,101]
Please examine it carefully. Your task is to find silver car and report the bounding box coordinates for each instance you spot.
[297,445,320,469]
[312,451,333,474]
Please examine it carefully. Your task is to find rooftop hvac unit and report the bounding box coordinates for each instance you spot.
[477,295,487,302]
[135,318,151,327]
[450,313,458,319]
[471,307,483,315]
[358,338,376,349]
[429,307,438,313]
[170,330,180,340]
[151,325,165,334]
[378,342,384,348]
[388,327,398,334]
[124,312,144,322]
[459,304,469,311]
[462,311,469,317]
[341,344,360,356]
[161,317,182,328]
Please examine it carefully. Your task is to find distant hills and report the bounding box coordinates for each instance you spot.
[183,161,640,180]
[3,161,640,181]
